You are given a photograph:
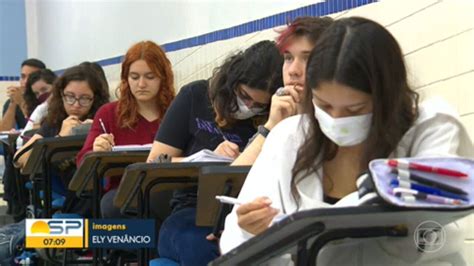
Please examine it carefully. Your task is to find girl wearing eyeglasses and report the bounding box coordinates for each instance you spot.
[75,40,175,218]
[14,64,110,169]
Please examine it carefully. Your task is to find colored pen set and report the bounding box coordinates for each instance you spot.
[386,159,470,206]
[387,159,468,179]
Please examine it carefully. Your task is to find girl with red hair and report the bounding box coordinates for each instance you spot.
[76,40,175,217]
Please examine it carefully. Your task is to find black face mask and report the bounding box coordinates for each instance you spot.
[37,92,51,103]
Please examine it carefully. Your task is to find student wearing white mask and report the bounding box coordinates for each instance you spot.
[232,16,333,165]
[220,17,473,265]
[147,40,283,266]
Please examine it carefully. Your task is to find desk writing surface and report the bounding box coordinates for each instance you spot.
[0,131,20,144]
[68,151,149,192]
[113,162,228,210]
[212,205,474,265]
[0,132,20,155]
[21,135,86,176]
[196,165,250,226]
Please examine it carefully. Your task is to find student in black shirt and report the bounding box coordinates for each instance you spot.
[147,40,283,266]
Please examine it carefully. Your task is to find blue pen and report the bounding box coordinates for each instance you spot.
[392,169,468,195]
[390,179,469,201]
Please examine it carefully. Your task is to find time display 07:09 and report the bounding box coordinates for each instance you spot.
[42,238,66,246]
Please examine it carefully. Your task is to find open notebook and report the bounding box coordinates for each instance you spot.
[181,149,233,163]
[111,143,153,152]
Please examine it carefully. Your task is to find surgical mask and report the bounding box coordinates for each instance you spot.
[37,92,50,104]
[313,104,372,147]
[233,96,266,120]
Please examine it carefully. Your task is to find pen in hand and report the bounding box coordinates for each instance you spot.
[216,195,288,224]
[99,118,108,134]
[98,118,115,150]
[216,195,243,205]
[215,195,281,209]
[216,127,228,142]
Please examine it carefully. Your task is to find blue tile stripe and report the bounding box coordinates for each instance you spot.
[0,76,20,81]
[0,0,376,79]
[161,0,376,53]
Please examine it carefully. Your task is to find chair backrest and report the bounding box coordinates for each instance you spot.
[196,165,250,227]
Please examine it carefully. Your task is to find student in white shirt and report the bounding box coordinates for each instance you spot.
[220,17,473,265]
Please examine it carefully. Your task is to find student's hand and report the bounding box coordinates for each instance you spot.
[265,84,303,130]
[93,133,115,152]
[236,196,279,235]
[214,140,240,159]
[58,115,81,137]
[7,86,25,105]
[206,233,221,242]
[82,119,93,124]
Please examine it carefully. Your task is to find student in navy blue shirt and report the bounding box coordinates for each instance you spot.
[147,40,283,266]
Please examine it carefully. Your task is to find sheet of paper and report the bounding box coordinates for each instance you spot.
[181,149,233,163]
[111,143,153,152]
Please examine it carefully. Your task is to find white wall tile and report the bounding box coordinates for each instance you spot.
[387,0,474,55]
[340,0,440,26]
[405,30,474,88]
[417,71,474,116]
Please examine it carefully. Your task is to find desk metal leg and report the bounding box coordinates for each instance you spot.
[137,182,146,266]
[295,240,308,266]
[212,180,233,237]
[92,161,103,266]
[141,177,196,266]
[42,157,51,218]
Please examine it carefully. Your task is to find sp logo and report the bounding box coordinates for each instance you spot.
[28,219,83,236]
[48,220,82,234]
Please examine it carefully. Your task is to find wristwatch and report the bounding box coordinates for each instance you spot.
[257,125,270,138]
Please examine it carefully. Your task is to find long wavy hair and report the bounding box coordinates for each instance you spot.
[291,17,419,205]
[116,41,175,129]
[209,40,283,127]
[46,65,110,129]
[24,69,57,116]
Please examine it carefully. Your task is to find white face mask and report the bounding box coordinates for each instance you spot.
[313,104,372,147]
[233,96,265,120]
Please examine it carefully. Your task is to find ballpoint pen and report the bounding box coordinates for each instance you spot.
[391,187,467,205]
[215,195,243,205]
[392,169,468,195]
[99,118,108,134]
[215,126,228,142]
[390,179,469,201]
[387,159,468,178]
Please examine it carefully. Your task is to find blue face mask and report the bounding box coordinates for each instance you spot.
[233,96,266,120]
